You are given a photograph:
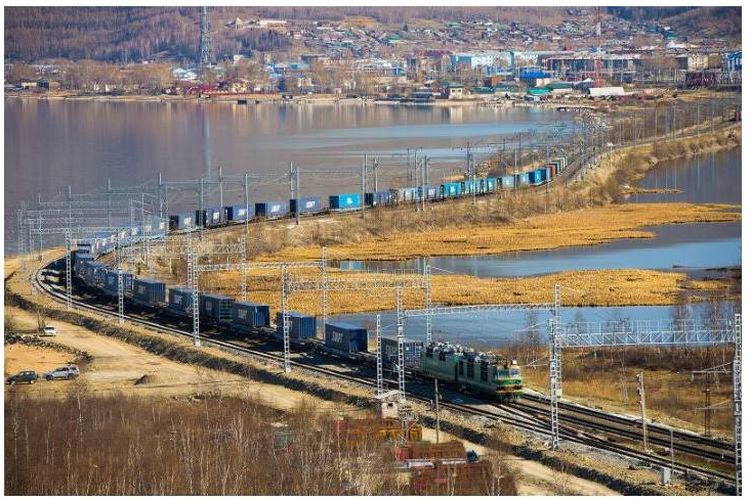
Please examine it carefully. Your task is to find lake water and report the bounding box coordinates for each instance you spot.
[339,147,741,278]
[339,221,740,277]
[628,147,741,204]
[4,98,571,239]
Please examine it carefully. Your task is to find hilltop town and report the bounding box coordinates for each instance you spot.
[4,6,742,99]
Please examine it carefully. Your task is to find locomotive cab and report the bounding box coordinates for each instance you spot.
[494,360,523,401]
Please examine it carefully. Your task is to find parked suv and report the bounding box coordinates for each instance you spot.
[44,365,80,381]
[6,370,39,385]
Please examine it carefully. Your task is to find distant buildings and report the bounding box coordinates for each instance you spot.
[726,51,741,72]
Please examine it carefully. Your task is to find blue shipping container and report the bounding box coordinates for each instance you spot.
[200,293,235,322]
[170,212,195,231]
[232,301,271,329]
[441,183,462,197]
[103,270,133,296]
[290,197,323,214]
[255,201,289,218]
[168,287,195,315]
[325,321,368,353]
[132,278,166,306]
[196,207,225,227]
[516,173,530,186]
[365,191,394,206]
[225,205,253,222]
[329,193,362,210]
[485,178,496,191]
[275,312,317,339]
[382,337,423,368]
[500,176,515,189]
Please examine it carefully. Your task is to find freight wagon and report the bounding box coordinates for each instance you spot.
[168,287,195,316]
[255,201,289,219]
[131,278,166,307]
[325,321,368,354]
[290,197,323,215]
[275,311,317,340]
[329,193,362,211]
[224,205,253,222]
[231,301,271,331]
[199,293,235,322]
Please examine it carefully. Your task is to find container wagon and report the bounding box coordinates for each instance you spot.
[169,212,195,231]
[196,207,226,227]
[441,183,462,198]
[199,293,235,322]
[515,173,529,187]
[290,197,323,215]
[224,205,253,222]
[231,301,271,331]
[102,269,133,297]
[255,201,289,219]
[325,321,368,354]
[329,193,362,211]
[365,191,394,207]
[275,311,317,340]
[168,286,195,316]
[131,278,166,307]
[382,337,423,369]
[500,176,515,189]
[391,188,418,204]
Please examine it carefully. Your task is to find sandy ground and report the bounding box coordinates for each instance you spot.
[4,305,332,410]
[5,344,73,376]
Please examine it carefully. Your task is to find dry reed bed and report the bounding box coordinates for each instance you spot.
[259,202,739,262]
[506,344,735,435]
[195,267,734,318]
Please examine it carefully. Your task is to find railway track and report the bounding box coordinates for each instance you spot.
[513,397,735,465]
[30,258,736,487]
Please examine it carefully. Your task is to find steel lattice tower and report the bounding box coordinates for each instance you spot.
[198,6,213,68]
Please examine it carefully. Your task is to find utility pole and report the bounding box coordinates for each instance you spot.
[294,166,300,226]
[636,372,648,452]
[434,378,441,444]
[361,153,367,219]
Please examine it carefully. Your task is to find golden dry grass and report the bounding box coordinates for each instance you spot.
[521,348,734,435]
[261,203,739,262]
[193,267,735,318]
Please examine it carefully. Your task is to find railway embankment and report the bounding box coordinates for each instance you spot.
[580,122,741,203]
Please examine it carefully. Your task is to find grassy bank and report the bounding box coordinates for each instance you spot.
[254,202,738,262]
[506,344,736,436]
[187,266,736,318]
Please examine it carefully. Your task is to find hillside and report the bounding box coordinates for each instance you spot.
[4,6,741,63]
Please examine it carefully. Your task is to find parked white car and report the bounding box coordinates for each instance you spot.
[44,365,79,381]
[40,325,57,337]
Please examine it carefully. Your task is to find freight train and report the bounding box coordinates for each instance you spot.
[69,243,524,402]
[162,156,568,231]
[72,156,568,242]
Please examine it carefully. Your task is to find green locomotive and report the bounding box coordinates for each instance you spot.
[420,342,523,401]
